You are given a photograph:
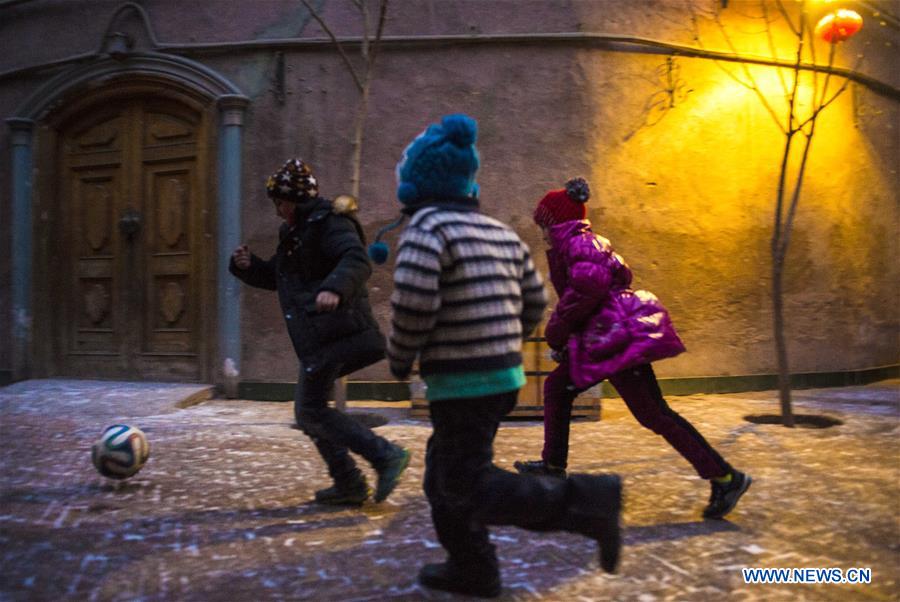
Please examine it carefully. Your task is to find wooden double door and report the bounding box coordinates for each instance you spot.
[51,96,213,381]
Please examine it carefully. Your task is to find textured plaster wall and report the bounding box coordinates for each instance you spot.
[226,2,899,382]
[1,1,897,382]
[577,53,899,377]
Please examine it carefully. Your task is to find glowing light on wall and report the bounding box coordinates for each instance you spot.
[686,65,820,123]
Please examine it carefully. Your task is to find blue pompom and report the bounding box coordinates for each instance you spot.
[397,181,419,204]
[441,114,477,147]
[368,241,390,264]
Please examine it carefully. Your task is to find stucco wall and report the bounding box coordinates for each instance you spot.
[583,53,899,377]
[2,0,898,383]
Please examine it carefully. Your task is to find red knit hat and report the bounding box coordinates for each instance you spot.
[533,177,591,227]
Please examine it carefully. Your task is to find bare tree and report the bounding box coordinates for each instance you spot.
[301,0,389,198]
[689,1,862,426]
[300,0,389,412]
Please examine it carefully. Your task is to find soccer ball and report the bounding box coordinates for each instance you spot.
[91,424,150,480]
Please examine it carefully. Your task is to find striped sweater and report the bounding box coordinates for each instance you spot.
[387,205,547,378]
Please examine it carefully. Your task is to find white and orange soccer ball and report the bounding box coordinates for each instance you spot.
[91,425,150,479]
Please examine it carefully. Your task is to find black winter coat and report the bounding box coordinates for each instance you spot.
[229,197,385,373]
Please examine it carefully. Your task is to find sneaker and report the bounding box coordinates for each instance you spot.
[513,459,567,478]
[373,446,410,502]
[418,561,501,598]
[703,471,752,519]
[314,478,370,506]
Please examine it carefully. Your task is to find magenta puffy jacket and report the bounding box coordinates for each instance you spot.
[543,220,686,389]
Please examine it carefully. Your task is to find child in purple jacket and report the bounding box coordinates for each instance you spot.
[515,177,751,520]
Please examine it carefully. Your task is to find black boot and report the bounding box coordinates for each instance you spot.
[314,473,371,506]
[564,473,622,573]
[474,469,622,574]
[418,557,501,598]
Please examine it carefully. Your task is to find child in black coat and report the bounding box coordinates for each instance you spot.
[231,158,409,506]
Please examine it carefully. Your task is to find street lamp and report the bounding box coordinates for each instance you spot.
[814,9,863,43]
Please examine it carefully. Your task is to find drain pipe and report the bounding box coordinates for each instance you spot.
[216,95,249,398]
[6,118,34,381]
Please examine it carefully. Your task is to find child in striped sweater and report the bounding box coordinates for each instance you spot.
[372,114,623,598]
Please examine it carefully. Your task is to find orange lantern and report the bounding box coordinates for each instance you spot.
[815,9,863,43]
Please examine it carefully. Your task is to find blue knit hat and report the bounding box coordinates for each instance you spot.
[368,113,480,264]
[396,113,480,205]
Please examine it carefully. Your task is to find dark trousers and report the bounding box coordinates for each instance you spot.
[294,361,394,483]
[426,391,582,569]
[542,363,732,479]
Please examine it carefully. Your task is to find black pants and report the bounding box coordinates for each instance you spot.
[294,361,394,483]
[425,390,578,569]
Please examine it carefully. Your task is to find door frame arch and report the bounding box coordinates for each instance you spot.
[7,52,249,385]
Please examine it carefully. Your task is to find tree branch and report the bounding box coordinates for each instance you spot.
[367,0,389,70]
[805,15,819,95]
[301,0,364,93]
[775,0,800,36]
[762,1,790,99]
[772,128,796,253]
[359,0,370,63]
[786,9,806,133]
[797,68,854,132]
[689,2,783,129]
[773,9,808,247]
[779,122,817,257]
[814,40,837,112]
[710,5,787,133]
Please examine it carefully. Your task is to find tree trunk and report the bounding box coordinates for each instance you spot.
[349,82,371,199]
[772,253,795,427]
[335,82,371,413]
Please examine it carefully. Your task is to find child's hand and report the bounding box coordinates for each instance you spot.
[315,290,341,312]
[232,245,251,270]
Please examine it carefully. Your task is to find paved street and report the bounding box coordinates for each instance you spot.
[1,378,897,601]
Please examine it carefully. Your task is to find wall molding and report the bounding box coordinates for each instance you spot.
[3,33,898,101]
[12,52,244,121]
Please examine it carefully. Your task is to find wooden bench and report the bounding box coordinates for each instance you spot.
[409,333,602,421]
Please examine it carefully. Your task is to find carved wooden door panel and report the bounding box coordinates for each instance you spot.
[58,98,209,381]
